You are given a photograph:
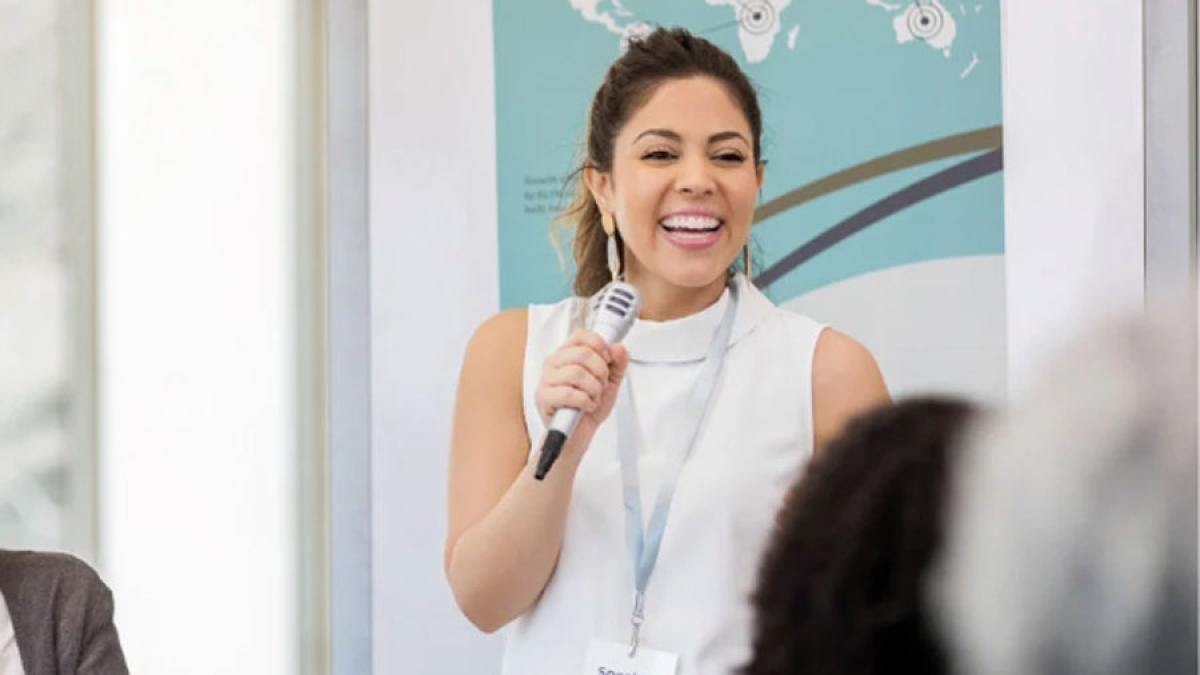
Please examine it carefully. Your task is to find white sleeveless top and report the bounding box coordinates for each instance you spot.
[502,274,826,675]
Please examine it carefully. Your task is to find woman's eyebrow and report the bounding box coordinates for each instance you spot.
[708,131,749,145]
[632,128,750,145]
[633,128,682,143]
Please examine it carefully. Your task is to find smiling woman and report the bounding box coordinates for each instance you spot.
[445,27,889,675]
[560,29,764,304]
[582,77,763,319]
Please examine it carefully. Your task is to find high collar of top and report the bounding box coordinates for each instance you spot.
[620,273,773,364]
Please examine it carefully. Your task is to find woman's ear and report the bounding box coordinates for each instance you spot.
[584,166,614,214]
[756,160,766,191]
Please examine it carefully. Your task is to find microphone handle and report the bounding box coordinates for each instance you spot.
[533,390,585,481]
[533,429,569,481]
[534,322,623,480]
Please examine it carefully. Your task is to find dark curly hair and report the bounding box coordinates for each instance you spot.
[743,397,978,675]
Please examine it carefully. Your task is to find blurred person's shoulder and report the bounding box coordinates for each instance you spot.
[0,549,112,602]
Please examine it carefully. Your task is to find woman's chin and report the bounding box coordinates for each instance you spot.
[655,260,735,290]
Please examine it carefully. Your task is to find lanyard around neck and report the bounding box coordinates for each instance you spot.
[615,284,739,655]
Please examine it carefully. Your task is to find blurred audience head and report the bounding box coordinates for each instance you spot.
[936,303,1198,675]
[744,397,978,675]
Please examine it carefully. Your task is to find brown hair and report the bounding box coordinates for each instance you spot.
[556,27,764,297]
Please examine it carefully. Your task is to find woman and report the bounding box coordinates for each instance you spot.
[446,27,889,675]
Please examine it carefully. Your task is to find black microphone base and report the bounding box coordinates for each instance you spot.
[534,430,568,480]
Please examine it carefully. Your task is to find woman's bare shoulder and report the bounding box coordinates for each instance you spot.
[457,308,530,411]
[811,329,890,452]
[467,308,528,357]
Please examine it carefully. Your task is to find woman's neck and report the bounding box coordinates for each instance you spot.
[625,268,729,321]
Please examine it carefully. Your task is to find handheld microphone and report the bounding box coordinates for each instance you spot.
[534,281,641,480]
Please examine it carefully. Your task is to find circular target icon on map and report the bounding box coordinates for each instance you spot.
[739,1,778,36]
[906,2,946,41]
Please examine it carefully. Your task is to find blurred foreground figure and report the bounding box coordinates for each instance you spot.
[744,397,977,675]
[937,304,1198,675]
[0,550,128,675]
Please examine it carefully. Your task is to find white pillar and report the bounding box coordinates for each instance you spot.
[96,2,298,672]
[1002,0,1146,393]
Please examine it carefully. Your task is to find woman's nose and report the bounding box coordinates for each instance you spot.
[675,156,715,196]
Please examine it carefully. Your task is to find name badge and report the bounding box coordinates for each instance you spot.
[582,638,678,675]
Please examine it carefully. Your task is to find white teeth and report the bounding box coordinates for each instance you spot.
[660,215,721,230]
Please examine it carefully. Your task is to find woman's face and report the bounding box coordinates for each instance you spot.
[588,76,763,291]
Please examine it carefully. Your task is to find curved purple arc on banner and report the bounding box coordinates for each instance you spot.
[753,126,1003,225]
[753,148,1004,289]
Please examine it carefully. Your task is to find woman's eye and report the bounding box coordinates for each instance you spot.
[715,152,745,163]
[641,150,676,161]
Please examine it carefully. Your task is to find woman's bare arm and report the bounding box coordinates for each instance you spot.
[444,309,627,632]
[811,329,891,456]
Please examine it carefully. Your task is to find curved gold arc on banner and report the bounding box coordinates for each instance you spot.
[754,125,1003,224]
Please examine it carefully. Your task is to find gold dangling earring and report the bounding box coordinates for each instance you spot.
[603,212,621,282]
[742,244,752,280]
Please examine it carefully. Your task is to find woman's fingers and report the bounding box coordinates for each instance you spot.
[543,346,610,382]
[607,344,629,384]
[564,329,613,361]
[537,330,627,427]
[542,364,604,401]
[539,385,598,419]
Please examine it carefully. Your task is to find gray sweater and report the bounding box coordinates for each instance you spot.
[0,551,128,675]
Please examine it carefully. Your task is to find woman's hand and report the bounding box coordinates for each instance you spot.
[535,329,630,440]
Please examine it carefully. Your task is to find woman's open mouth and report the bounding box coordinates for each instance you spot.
[659,214,724,249]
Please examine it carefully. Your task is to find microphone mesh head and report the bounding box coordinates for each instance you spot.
[592,284,635,317]
[589,282,640,341]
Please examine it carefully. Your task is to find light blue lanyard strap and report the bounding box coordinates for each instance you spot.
[615,284,739,655]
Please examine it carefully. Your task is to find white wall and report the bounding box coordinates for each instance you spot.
[367,0,505,673]
[97,2,298,673]
[1001,0,1146,393]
